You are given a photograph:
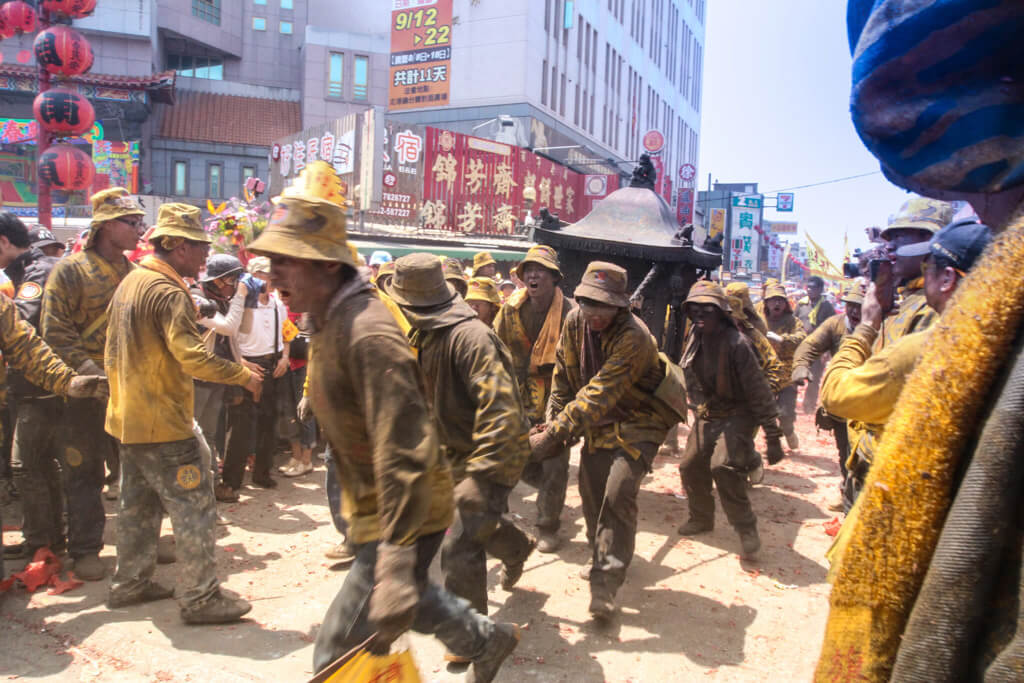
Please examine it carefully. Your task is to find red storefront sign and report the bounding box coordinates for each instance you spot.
[421,126,614,235]
[677,187,694,225]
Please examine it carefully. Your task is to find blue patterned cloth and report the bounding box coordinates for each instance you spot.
[848,0,1024,195]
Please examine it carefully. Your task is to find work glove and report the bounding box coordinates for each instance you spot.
[67,375,108,400]
[529,429,561,462]
[791,366,812,386]
[368,542,420,655]
[765,435,785,465]
[766,331,783,343]
[76,359,105,377]
[297,395,313,422]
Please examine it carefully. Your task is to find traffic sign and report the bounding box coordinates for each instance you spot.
[777,192,794,211]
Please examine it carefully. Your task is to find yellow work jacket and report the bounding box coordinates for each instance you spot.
[105,267,252,444]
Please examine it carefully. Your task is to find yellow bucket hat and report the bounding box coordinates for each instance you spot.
[574,261,629,308]
[472,251,496,271]
[763,283,788,300]
[148,203,210,244]
[880,196,955,240]
[513,244,562,280]
[248,161,354,266]
[465,277,502,305]
[842,282,866,305]
[87,187,144,248]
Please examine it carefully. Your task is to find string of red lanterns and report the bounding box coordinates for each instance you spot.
[0,0,98,217]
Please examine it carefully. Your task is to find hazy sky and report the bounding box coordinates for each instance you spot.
[697,1,914,265]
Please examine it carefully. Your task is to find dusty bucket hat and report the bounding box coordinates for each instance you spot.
[149,203,210,243]
[472,251,497,271]
[763,283,788,301]
[880,197,955,240]
[87,187,144,248]
[841,282,865,305]
[574,261,629,308]
[388,252,457,307]
[685,280,731,313]
[248,161,354,266]
[514,244,562,280]
[465,277,502,305]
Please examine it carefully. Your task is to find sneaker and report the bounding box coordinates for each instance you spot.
[214,484,239,502]
[180,590,252,625]
[72,553,107,581]
[251,476,278,489]
[588,589,616,621]
[216,511,230,526]
[277,458,299,474]
[748,462,765,485]
[786,431,800,450]
[282,461,313,478]
[499,538,535,590]
[107,580,174,608]
[677,519,714,536]
[468,623,520,683]
[104,482,119,501]
[738,526,761,559]
[324,542,356,566]
[536,529,560,554]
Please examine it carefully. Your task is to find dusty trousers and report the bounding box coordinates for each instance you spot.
[11,397,65,550]
[441,477,535,614]
[223,355,279,488]
[112,438,220,610]
[679,414,760,530]
[519,447,569,532]
[313,532,493,674]
[60,397,112,558]
[777,385,798,439]
[579,442,656,597]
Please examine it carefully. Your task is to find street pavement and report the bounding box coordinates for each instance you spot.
[1,409,840,681]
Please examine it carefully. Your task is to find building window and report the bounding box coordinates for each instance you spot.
[208,164,222,198]
[328,52,344,97]
[353,55,368,100]
[243,166,256,181]
[173,161,188,196]
[279,20,292,34]
[541,58,548,106]
[253,17,266,30]
[281,0,292,8]
[167,54,224,80]
[254,0,265,4]
[192,0,220,25]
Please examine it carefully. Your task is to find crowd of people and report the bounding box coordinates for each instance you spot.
[0,156,1002,681]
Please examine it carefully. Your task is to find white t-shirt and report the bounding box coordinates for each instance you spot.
[237,293,287,357]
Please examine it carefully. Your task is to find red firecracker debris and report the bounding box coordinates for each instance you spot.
[824,516,842,537]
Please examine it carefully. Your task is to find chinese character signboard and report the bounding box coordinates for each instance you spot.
[729,194,763,273]
[422,126,613,235]
[367,121,427,223]
[389,0,452,111]
[92,141,140,193]
[776,192,794,211]
[269,114,361,197]
[677,188,694,225]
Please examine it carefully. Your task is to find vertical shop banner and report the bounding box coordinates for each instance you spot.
[92,141,140,192]
[422,127,608,235]
[729,194,763,273]
[366,121,426,223]
[677,188,694,225]
[389,0,452,111]
[269,115,361,197]
[709,207,726,237]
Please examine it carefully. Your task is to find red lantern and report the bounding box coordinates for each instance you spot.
[34,25,94,76]
[33,88,95,137]
[41,0,97,19]
[38,144,94,191]
[0,1,38,38]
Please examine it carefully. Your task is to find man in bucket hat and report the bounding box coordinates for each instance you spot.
[761,281,806,450]
[464,276,502,327]
[103,203,261,623]
[493,244,574,552]
[472,251,498,280]
[387,253,535,638]
[677,281,785,560]
[533,261,676,620]
[39,187,144,581]
[249,162,519,682]
[792,282,865,510]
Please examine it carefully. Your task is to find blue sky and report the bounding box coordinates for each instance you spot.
[697,0,915,266]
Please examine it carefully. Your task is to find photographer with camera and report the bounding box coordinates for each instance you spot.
[820,219,991,508]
